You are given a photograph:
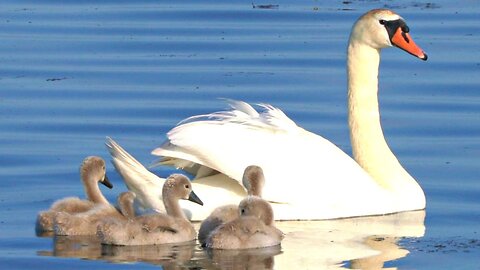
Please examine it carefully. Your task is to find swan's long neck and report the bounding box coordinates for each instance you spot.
[82,175,110,205]
[347,41,424,205]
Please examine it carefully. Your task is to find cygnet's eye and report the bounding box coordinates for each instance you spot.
[241,209,245,215]
[184,184,190,189]
[379,19,386,25]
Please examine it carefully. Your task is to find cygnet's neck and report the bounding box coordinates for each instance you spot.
[82,173,110,205]
[246,178,264,197]
[118,193,136,219]
[347,41,424,202]
[163,191,187,220]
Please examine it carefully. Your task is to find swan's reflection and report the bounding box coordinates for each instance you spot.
[274,210,425,269]
[37,210,425,269]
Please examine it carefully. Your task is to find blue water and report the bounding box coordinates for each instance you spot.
[1,0,479,269]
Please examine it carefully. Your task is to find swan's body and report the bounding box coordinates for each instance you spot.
[206,196,284,249]
[109,9,427,221]
[97,174,203,246]
[198,165,265,246]
[35,156,113,234]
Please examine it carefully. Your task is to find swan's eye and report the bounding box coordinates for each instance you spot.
[379,19,386,25]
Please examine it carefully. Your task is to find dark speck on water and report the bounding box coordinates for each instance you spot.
[252,3,280,9]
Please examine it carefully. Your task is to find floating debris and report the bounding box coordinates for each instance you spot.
[46,77,68,82]
[252,3,279,9]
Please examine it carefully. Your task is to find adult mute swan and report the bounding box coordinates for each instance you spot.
[150,9,427,220]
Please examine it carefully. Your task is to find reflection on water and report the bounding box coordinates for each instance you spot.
[37,235,102,260]
[205,245,282,270]
[101,242,196,267]
[350,236,408,269]
[37,210,425,269]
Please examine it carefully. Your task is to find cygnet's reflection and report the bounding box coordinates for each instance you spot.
[101,241,196,266]
[37,235,102,259]
[205,245,282,270]
[37,210,425,269]
[38,236,197,267]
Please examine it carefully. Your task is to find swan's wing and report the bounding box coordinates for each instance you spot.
[152,100,300,182]
[105,137,166,212]
[152,100,384,208]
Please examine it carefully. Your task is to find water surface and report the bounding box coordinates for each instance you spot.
[1,0,479,269]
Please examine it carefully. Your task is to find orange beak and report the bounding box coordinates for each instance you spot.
[391,28,428,61]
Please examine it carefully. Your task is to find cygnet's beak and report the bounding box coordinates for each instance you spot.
[101,175,113,189]
[188,190,203,206]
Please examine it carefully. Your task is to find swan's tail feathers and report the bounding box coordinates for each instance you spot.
[106,137,143,170]
[105,137,161,190]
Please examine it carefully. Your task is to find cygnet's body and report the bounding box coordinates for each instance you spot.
[97,174,203,245]
[35,156,113,234]
[198,165,265,246]
[206,196,284,249]
[54,202,122,236]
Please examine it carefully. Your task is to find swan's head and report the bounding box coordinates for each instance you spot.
[350,9,427,60]
[163,174,204,206]
[80,156,113,189]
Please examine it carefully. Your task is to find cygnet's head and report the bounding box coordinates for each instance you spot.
[80,156,113,189]
[163,174,203,206]
[242,165,265,197]
[238,196,274,226]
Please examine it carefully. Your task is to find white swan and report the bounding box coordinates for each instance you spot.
[149,9,427,220]
[35,156,113,234]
